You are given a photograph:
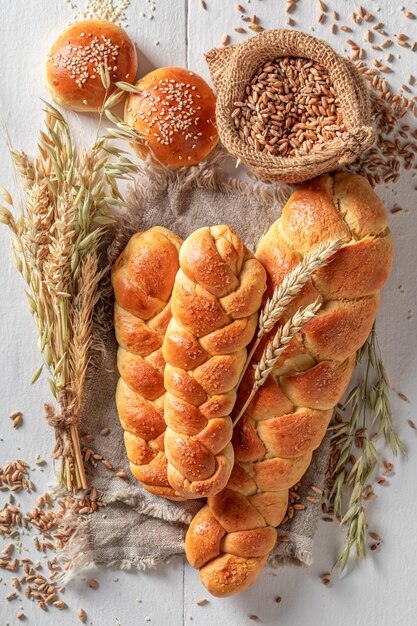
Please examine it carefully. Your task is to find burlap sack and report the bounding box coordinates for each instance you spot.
[206,29,375,183]
[61,154,331,575]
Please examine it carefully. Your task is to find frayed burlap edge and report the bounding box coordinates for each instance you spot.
[58,498,194,581]
[107,147,291,266]
[59,519,185,581]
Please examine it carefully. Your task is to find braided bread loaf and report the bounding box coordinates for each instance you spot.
[162,225,267,499]
[112,226,185,500]
[185,172,393,596]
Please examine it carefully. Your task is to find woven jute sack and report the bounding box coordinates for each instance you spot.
[206,29,375,183]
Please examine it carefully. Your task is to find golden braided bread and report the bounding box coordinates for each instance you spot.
[112,226,185,500]
[162,225,267,499]
[185,172,393,596]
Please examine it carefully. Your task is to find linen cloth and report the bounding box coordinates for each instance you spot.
[62,157,330,573]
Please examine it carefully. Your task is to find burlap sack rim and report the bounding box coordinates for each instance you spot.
[206,29,375,183]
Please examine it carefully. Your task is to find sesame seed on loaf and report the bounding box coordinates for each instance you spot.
[124,67,219,168]
[46,20,137,113]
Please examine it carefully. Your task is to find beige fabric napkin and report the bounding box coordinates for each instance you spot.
[62,155,330,573]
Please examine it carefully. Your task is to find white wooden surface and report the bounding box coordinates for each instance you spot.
[1,1,417,625]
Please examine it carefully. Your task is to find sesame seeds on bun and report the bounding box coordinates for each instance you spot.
[46,20,137,113]
[124,67,218,168]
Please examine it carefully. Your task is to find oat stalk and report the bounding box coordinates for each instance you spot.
[237,238,342,387]
[0,90,138,492]
[326,326,405,573]
[233,299,322,427]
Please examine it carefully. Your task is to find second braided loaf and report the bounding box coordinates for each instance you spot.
[163,225,267,499]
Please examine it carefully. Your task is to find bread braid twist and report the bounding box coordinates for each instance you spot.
[185,173,393,596]
[112,226,185,500]
[162,225,267,499]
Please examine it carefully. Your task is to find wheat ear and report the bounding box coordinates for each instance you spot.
[233,298,322,427]
[237,238,343,389]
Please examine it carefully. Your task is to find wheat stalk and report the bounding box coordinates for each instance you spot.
[233,299,322,427]
[259,239,343,334]
[237,238,343,389]
[0,88,138,492]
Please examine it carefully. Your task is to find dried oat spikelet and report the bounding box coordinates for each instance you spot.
[326,326,405,573]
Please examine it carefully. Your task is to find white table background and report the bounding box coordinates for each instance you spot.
[1,1,417,625]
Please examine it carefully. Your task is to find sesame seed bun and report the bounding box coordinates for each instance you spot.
[46,20,137,113]
[124,67,219,168]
